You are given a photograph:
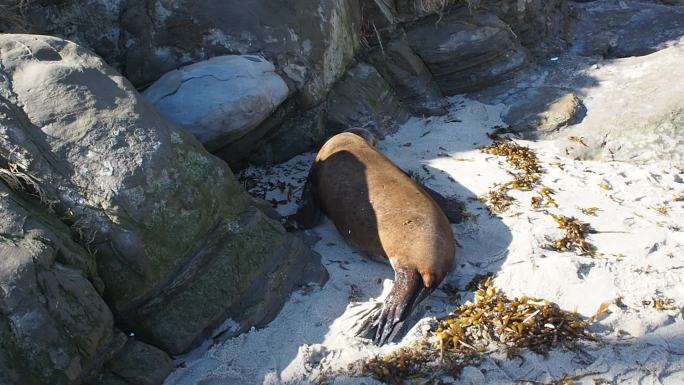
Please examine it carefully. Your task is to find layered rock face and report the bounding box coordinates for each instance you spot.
[0,34,326,375]
[405,8,529,95]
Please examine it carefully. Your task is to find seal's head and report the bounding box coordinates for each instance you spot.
[344,127,379,147]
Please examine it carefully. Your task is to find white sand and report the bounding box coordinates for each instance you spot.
[164,74,684,384]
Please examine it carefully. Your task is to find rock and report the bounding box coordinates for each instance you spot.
[91,340,173,385]
[480,0,567,49]
[122,0,361,105]
[406,8,529,95]
[568,1,684,58]
[0,182,123,385]
[213,98,299,167]
[143,55,290,152]
[502,87,585,136]
[556,44,684,163]
[244,105,328,166]
[326,62,410,137]
[0,34,326,354]
[1,0,127,67]
[9,1,361,107]
[367,34,448,116]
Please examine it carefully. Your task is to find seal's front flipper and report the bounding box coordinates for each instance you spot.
[400,168,465,224]
[356,268,430,345]
[282,172,322,230]
[422,186,465,224]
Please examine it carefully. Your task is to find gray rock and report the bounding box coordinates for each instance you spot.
[91,340,173,385]
[569,1,684,58]
[326,62,410,137]
[245,105,328,166]
[406,8,529,95]
[502,87,585,136]
[0,182,121,385]
[367,34,448,116]
[0,34,326,355]
[213,98,299,167]
[480,0,567,48]
[143,55,290,152]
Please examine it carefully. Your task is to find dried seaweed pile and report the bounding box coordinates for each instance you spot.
[643,296,678,311]
[479,140,542,213]
[544,214,597,256]
[435,277,596,356]
[352,341,478,384]
[348,278,596,384]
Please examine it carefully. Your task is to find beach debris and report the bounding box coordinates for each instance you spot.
[592,302,611,321]
[479,139,543,213]
[674,193,684,202]
[545,214,596,256]
[480,186,514,213]
[643,296,678,311]
[653,205,668,216]
[567,136,588,147]
[598,182,612,190]
[579,207,599,216]
[532,186,559,209]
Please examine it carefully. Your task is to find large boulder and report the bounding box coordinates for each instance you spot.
[10,0,361,107]
[143,55,290,152]
[0,182,123,385]
[0,34,326,355]
[405,7,529,95]
[326,62,410,137]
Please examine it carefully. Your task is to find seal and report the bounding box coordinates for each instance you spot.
[291,129,456,344]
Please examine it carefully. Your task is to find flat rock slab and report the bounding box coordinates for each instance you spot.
[144,55,290,152]
[502,87,585,136]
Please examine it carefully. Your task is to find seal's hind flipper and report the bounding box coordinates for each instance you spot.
[356,268,431,345]
[282,171,322,230]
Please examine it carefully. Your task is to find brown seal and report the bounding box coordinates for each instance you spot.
[291,129,456,344]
